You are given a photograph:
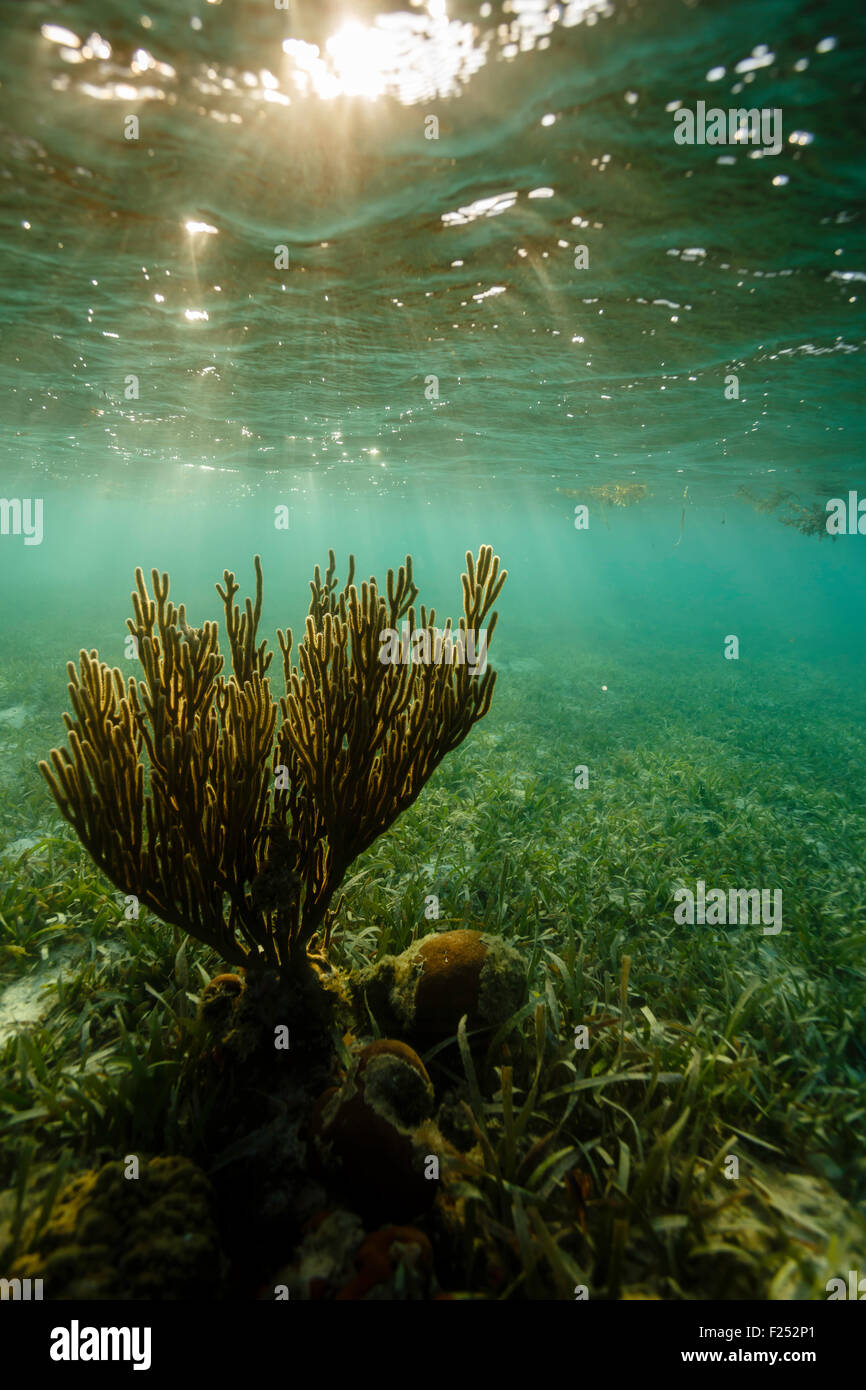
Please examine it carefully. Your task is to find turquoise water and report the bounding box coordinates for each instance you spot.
[0,0,864,640]
[0,0,865,1303]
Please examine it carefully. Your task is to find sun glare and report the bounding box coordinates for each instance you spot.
[325,23,389,100]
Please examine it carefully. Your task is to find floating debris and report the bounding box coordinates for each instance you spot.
[780,501,835,540]
[673,485,688,547]
[558,482,649,507]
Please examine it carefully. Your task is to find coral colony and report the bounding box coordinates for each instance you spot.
[7,548,533,1301]
[39,548,506,984]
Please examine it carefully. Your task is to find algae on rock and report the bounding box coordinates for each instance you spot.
[9,1156,223,1300]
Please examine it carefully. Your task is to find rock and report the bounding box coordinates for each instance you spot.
[268,1212,436,1300]
[206,1099,330,1287]
[0,943,93,1048]
[201,971,245,999]
[198,971,245,1024]
[312,1039,442,1220]
[184,962,352,1140]
[9,1156,224,1299]
[268,1209,366,1300]
[354,929,526,1044]
[1,835,46,861]
[336,1225,435,1300]
[0,706,29,729]
[354,1038,435,1125]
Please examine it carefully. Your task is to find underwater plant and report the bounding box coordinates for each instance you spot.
[736,487,835,540]
[780,501,835,540]
[556,483,649,508]
[735,485,794,515]
[587,483,648,508]
[39,548,506,985]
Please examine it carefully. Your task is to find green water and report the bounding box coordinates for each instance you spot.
[0,0,865,1303]
[0,0,863,640]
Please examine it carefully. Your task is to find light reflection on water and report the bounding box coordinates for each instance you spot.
[0,0,861,497]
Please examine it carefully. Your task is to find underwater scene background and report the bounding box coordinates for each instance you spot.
[0,0,865,1310]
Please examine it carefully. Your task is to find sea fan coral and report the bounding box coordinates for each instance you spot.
[40,548,506,982]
